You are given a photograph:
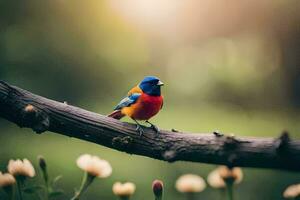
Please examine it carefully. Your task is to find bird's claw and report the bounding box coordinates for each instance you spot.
[146,121,160,134]
[136,124,144,136]
[151,124,160,134]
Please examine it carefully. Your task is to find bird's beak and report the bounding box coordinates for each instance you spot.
[157,80,164,86]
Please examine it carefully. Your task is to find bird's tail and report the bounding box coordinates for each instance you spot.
[107,110,125,120]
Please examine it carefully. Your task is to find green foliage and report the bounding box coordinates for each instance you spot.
[22,185,45,194]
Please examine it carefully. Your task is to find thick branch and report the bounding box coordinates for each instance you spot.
[0,81,299,171]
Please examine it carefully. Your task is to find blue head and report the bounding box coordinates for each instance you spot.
[139,76,164,96]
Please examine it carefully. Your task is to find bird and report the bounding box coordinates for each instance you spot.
[108,76,164,136]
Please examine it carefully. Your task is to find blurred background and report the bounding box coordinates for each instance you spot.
[0,0,300,199]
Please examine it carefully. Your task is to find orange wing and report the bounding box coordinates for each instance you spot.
[128,85,143,96]
[108,85,142,119]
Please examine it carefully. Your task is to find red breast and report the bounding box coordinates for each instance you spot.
[130,93,163,120]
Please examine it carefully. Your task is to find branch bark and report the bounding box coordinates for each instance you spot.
[0,81,299,171]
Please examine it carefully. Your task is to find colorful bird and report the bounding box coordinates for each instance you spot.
[108,76,164,135]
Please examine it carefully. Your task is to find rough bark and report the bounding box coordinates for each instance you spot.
[0,81,299,171]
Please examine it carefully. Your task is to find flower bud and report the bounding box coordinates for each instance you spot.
[38,156,47,171]
[24,104,35,113]
[38,155,48,183]
[152,180,163,199]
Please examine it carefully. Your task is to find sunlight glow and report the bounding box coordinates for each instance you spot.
[108,0,181,32]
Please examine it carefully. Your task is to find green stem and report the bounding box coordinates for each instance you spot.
[186,193,195,200]
[120,197,129,200]
[3,186,13,200]
[226,183,234,200]
[155,196,162,200]
[9,188,13,200]
[42,169,49,200]
[38,156,49,200]
[17,180,23,200]
[70,172,95,200]
[12,185,15,200]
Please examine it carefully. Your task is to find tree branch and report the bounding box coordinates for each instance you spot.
[0,81,299,171]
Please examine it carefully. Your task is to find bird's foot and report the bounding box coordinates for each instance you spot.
[146,121,160,134]
[151,124,160,134]
[135,124,144,136]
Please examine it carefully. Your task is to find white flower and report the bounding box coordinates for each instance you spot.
[283,184,300,198]
[7,159,35,178]
[76,154,112,178]
[113,182,136,197]
[207,169,226,188]
[218,166,243,184]
[0,172,16,187]
[175,174,206,193]
[207,166,243,189]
